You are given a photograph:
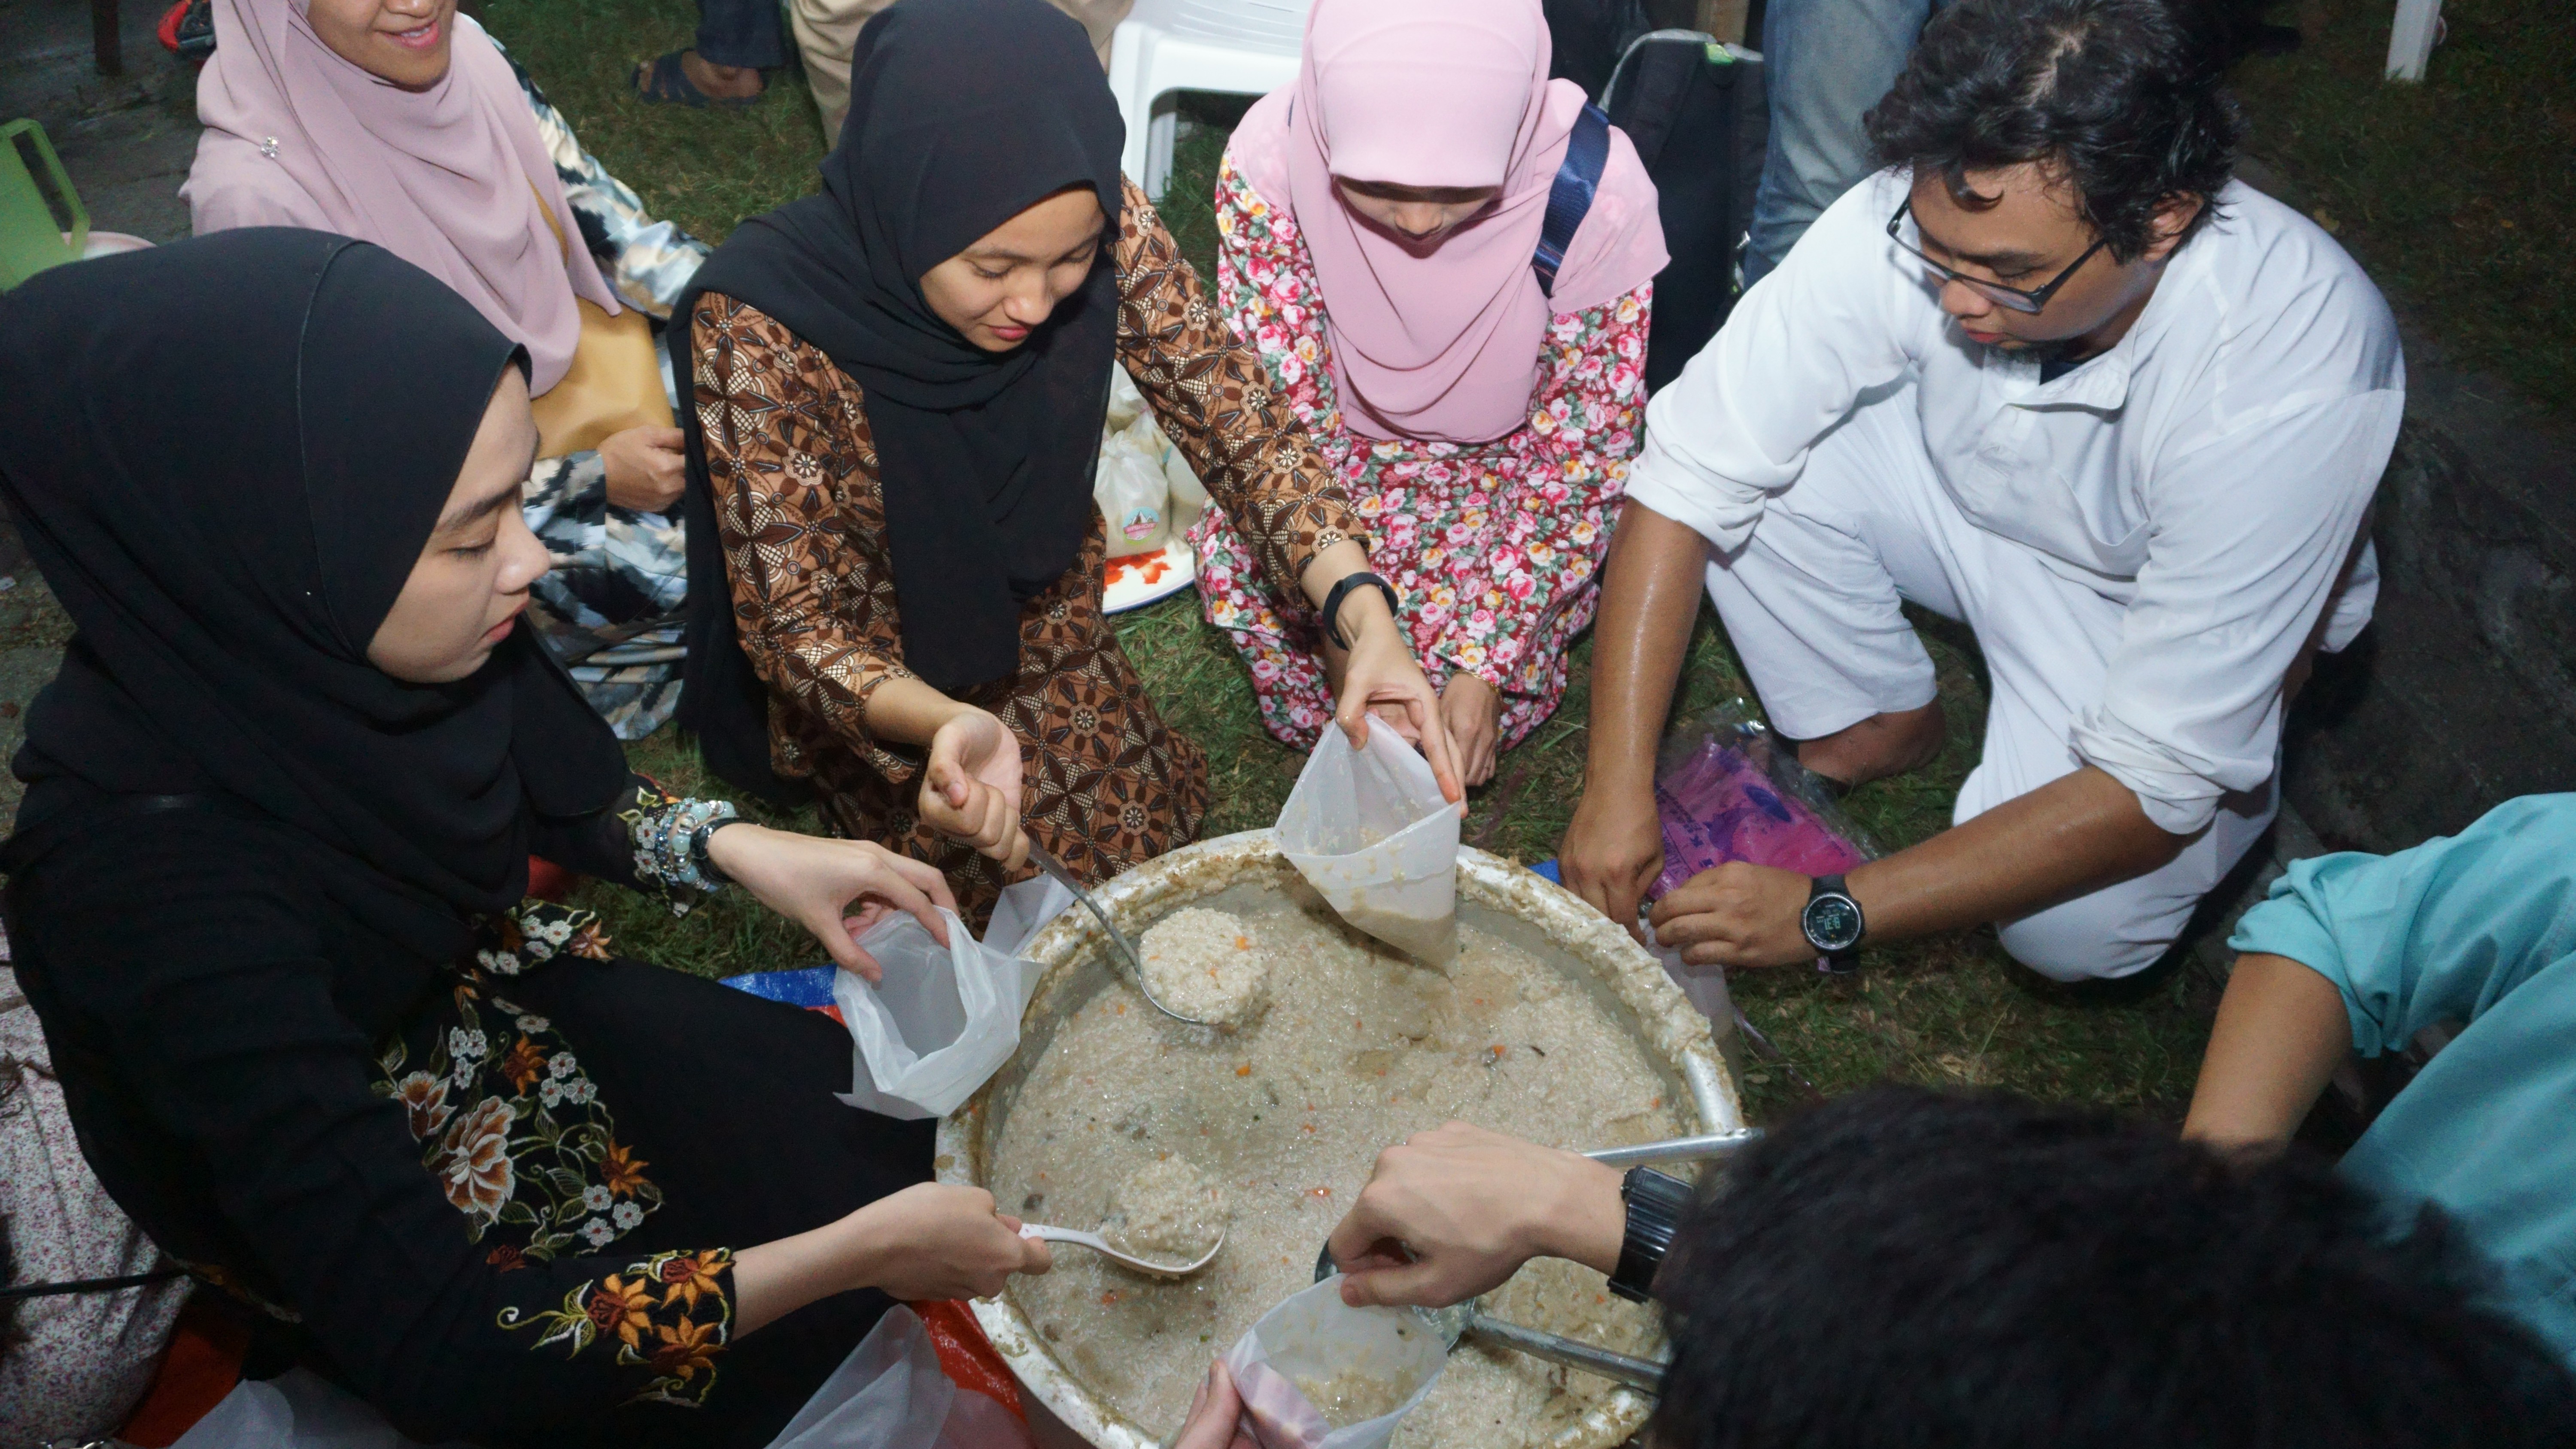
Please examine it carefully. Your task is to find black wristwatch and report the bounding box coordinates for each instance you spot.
[1607,1167,1693,1303]
[1801,873,1866,974]
[1321,570,1400,649]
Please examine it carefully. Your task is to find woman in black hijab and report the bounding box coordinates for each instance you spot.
[0,230,1049,1448]
[677,0,1461,925]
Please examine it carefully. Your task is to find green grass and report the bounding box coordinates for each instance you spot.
[489,0,2221,1127]
[2236,0,2576,410]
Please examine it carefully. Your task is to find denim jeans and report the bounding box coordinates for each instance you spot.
[1741,0,1941,286]
[695,0,787,71]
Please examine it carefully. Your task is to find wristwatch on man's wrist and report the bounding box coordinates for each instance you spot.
[1801,873,1866,974]
[1607,1167,1694,1303]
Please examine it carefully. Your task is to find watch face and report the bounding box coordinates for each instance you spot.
[1804,894,1864,953]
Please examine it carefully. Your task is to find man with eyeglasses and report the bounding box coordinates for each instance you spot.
[1559,0,2401,982]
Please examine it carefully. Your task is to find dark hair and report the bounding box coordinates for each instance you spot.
[1865,0,2245,260]
[1649,1086,2576,1449]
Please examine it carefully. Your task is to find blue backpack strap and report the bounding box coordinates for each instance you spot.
[1533,103,1612,299]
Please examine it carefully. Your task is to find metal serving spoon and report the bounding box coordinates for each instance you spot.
[1023,840,1218,1027]
[1018,1221,1226,1279]
[1310,1129,1764,1394]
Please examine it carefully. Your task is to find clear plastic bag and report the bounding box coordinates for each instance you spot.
[1276,718,1461,964]
[1651,699,1877,900]
[833,908,1024,1120]
[1220,1278,1447,1449]
[764,1306,1030,1449]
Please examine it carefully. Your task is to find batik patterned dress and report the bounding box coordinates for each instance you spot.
[689,179,1364,926]
[1193,154,1652,750]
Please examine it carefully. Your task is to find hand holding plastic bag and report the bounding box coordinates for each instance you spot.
[1276,719,1461,963]
[834,908,1024,1120]
[1220,1278,1447,1449]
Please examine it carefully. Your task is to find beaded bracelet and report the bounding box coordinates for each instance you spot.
[639,797,741,893]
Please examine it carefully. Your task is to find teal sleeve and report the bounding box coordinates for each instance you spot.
[2227,795,2576,1057]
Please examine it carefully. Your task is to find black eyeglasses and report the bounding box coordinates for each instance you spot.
[1885,198,2108,315]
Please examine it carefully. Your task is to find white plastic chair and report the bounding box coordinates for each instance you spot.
[1106,0,1311,197]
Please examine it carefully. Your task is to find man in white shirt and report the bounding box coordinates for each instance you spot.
[1560,0,2401,981]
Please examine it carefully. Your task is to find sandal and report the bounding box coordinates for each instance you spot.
[631,50,760,109]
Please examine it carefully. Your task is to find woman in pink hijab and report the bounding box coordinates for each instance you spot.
[1193,0,1666,785]
[182,0,711,739]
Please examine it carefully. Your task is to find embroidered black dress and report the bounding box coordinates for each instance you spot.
[3,782,933,1448]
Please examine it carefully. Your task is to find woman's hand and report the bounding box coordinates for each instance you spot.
[1439,671,1501,789]
[1174,1361,1261,1449]
[733,1182,1050,1335]
[702,825,956,981]
[599,424,688,513]
[1334,597,1464,809]
[850,1183,1052,1301]
[920,707,1028,868]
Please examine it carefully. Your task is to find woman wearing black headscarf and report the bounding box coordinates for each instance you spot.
[0,230,1050,1447]
[677,0,1462,925]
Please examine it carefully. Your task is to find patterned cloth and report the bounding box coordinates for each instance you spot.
[1192,154,1651,749]
[689,179,1364,925]
[369,782,735,1409]
[508,48,707,740]
[1,961,192,1447]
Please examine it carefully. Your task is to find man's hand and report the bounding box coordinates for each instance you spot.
[1560,783,1664,943]
[1440,671,1502,788]
[1647,861,1820,969]
[599,424,687,513]
[920,707,1028,869]
[1327,1122,1625,1310]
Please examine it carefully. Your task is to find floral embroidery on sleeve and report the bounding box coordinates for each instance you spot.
[499,1246,735,1408]
[374,981,663,1263]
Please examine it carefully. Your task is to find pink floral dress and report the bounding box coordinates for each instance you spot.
[1191,153,1653,749]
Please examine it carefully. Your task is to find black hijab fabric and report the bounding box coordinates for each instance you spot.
[673,0,1126,792]
[0,229,626,955]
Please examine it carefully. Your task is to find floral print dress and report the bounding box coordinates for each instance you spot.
[691,178,1365,926]
[1194,154,1653,749]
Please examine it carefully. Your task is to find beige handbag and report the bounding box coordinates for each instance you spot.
[523,179,674,459]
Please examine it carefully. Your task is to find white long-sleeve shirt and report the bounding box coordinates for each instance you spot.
[1628,171,2403,834]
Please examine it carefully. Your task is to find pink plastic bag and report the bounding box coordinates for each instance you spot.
[1649,703,1874,900]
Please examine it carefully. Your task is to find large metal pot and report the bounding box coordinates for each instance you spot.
[936,830,1742,1449]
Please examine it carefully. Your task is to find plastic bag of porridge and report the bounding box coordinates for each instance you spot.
[1276,718,1461,963]
[833,908,1022,1119]
[1220,1277,1447,1449]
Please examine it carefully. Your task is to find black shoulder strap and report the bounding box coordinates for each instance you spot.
[1533,103,1613,299]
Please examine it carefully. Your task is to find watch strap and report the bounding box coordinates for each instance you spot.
[1608,1167,1693,1303]
[1321,570,1400,650]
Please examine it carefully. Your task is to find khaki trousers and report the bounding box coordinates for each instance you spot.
[791,0,1131,129]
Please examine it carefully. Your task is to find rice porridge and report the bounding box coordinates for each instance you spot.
[988,891,1683,1447]
[1137,907,1270,1025]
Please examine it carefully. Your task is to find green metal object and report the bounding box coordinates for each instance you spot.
[0,119,88,291]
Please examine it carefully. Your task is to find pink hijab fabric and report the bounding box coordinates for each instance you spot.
[1230,0,1665,443]
[183,1,618,395]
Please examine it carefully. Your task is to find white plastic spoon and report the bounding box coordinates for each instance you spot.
[1018,1221,1225,1279]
